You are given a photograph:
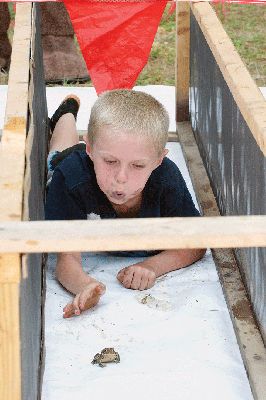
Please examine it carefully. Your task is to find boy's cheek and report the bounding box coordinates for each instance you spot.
[95,162,112,177]
[95,170,112,193]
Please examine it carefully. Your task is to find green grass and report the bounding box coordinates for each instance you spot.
[213,4,266,86]
[137,4,265,87]
[136,5,176,86]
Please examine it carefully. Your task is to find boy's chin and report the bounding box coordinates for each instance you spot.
[108,196,128,205]
[107,193,132,206]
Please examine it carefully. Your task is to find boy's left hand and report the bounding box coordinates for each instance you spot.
[117,264,156,290]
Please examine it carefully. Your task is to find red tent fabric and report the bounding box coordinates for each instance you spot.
[63,0,167,94]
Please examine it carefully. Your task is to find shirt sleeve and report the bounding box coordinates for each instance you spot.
[179,184,200,217]
[160,166,200,218]
[45,169,85,220]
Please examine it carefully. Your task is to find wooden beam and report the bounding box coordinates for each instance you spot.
[176,2,190,122]
[0,3,31,220]
[167,131,179,142]
[0,4,32,400]
[0,216,265,253]
[191,2,266,156]
[0,255,21,400]
[177,121,266,400]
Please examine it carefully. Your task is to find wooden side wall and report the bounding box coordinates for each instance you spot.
[0,5,32,400]
[176,4,266,399]
[21,4,49,400]
[189,3,266,343]
[176,2,190,122]
[0,4,48,400]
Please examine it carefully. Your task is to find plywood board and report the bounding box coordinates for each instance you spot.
[176,2,190,121]
[191,2,266,155]
[0,4,32,400]
[0,215,265,253]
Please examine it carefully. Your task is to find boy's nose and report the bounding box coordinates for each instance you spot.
[115,167,128,184]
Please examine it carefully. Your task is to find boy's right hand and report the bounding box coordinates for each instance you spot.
[63,281,106,318]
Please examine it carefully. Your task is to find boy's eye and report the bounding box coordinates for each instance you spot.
[104,159,117,165]
[133,164,145,169]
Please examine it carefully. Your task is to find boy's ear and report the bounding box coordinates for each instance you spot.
[83,135,93,160]
[157,148,168,166]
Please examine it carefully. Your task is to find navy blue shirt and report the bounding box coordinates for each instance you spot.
[45,151,200,256]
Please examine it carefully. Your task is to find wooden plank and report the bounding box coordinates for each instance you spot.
[0,3,32,220]
[0,254,21,400]
[177,121,266,400]
[21,4,48,399]
[77,130,179,142]
[167,131,179,142]
[0,254,20,283]
[0,216,265,253]
[190,2,266,156]
[176,2,190,122]
[0,4,32,400]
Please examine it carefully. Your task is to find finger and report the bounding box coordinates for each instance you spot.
[63,302,74,314]
[72,294,81,315]
[117,267,129,285]
[130,272,142,290]
[117,268,126,281]
[97,283,106,295]
[139,275,149,291]
[121,269,134,288]
[63,303,70,312]
[147,275,156,289]
[63,302,75,318]
[79,284,105,311]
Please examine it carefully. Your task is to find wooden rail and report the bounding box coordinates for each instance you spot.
[0,4,32,400]
[0,216,265,253]
[175,2,190,121]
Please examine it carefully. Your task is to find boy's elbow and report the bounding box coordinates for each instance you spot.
[196,248,207,261]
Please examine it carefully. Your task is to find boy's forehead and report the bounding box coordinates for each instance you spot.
[98,149,152,162]
[95,128,152,148]
[94,127,157,155]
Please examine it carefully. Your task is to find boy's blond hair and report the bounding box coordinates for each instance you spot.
[87,89,169,155]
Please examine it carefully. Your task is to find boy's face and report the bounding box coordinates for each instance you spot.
[85,127,168,206]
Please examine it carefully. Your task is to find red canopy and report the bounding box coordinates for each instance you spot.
[63,0,167,93]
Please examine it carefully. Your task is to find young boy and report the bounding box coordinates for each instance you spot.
[45,90,205,318]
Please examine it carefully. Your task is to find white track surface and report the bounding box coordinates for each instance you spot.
[1,85,263,399]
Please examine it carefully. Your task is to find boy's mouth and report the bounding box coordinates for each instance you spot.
[110,191,126,201]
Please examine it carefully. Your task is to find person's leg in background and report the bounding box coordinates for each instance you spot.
[0,3,12,72]
[40,3,89,83]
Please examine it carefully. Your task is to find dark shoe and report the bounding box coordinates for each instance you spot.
[50,94,80,133]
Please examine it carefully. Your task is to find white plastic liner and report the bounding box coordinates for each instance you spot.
[42,86,254,400]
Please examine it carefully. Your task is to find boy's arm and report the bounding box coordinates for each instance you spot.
[117,248,206,290]
[141,248,206,277]
[56,252,105,318]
